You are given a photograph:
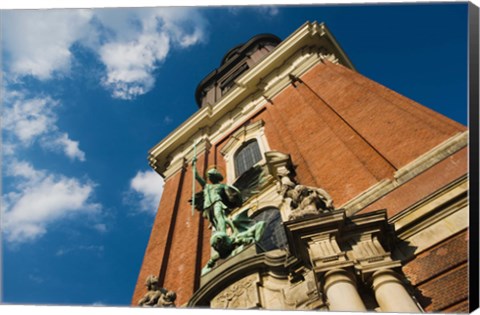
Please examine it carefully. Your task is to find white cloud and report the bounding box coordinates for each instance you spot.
[2,8,208,99]
[129,169,164,214]
[2,160,101,244]
[47,133,87,162]
[2,95,58,144]
[95,7,207,99]
[257,6,280,16]
[99,32,170,99]
[2,90,86,161]
[7,159,43,180]
[227,5,280,17]
[2,9,93,79]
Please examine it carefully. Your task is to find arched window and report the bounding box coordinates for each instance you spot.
[251,208,288,252]
[234,140,262,178]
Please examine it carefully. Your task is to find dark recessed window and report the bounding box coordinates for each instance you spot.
[234,140,262,178]
[251,208,288,252]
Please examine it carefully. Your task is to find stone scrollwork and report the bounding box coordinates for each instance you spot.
[137,275,176,307]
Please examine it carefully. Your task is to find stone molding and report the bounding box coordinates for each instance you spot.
[391,175,468,258]
[219,120,272,184]
[220,120,265,155]
[160,138,212,181]
[341,131,468,216]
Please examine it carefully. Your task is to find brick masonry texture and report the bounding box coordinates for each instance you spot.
[402,231,469,312]
[443,299,469,313]
[416,264,468,311]
[403,230,468,286]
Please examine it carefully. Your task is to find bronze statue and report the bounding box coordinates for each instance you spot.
[192,158,242,233]
[191,157,266,275]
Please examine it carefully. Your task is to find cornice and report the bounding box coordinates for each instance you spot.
[148,21,355,177]
[341,131,468,216]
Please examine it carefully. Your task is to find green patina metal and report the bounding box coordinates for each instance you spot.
[191,157,266,275]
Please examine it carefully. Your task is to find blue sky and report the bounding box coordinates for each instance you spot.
[1,2,469,307]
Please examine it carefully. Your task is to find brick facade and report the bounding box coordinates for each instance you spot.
[133,24,469,311]
[403,230,469,311]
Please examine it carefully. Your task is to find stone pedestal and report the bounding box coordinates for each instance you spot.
[372,269,421,313]
[324,269,367,312]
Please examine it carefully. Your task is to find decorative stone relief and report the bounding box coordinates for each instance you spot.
[211,273,260,309]
[137,275,176,307]
[275,163,335,220]
[283,270,325,310]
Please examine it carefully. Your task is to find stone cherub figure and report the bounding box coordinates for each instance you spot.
[276,167,334,220]
[191,158,266,275]
[137,275,176,307]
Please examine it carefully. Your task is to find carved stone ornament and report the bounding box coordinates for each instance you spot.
[211,273,260,309]
[137,275,176,307]
[276,167,335,220]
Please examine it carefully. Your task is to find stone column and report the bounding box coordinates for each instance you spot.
[323,269,367,312]
[372,269,421,313]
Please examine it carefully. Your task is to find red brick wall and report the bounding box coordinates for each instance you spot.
[131,166,185,305]
[305,62,465,168]
[161,152,206,305]
[402,230,469,312]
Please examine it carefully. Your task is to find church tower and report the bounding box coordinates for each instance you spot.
[132,22,469,312]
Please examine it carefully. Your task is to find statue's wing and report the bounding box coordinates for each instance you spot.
[232,165,267,203]
[222,185,243,210]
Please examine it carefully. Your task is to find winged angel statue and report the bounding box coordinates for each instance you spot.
[191,157,266,275]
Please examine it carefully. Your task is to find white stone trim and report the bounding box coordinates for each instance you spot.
[391,175,468,257]
[341,131,468,216]
[396,206,468,257]
[220,121,271,184]
[393,131,468,184]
